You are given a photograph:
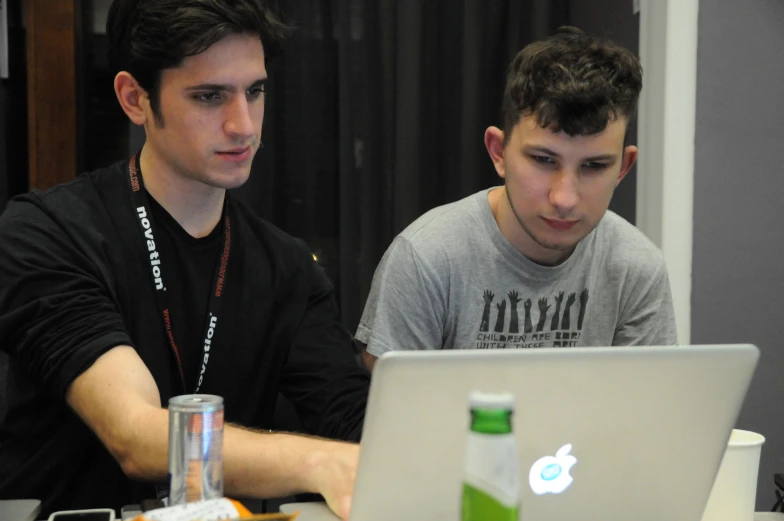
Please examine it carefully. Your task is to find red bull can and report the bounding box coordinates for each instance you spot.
[168,394,224,505]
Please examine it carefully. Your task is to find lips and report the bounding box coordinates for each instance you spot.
[217,146,250,155]
[542,217,578,230]
[216,146,252,162]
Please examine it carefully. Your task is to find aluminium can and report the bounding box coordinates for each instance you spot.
[168,394,224,505]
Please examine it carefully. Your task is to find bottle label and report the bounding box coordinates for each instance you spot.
[463,432,521,507]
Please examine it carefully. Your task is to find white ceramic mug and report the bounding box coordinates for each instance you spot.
[701,429,765,521]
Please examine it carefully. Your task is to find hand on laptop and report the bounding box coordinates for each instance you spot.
[304,439,360,520]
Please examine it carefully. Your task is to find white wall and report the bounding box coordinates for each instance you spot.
[636,0,698,345]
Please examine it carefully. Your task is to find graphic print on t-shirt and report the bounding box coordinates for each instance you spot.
[476,288,589,348]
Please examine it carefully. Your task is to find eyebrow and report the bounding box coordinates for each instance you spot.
[524,146,617,162]
[184,78,267,93]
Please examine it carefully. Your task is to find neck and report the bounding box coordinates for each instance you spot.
[489,187,571,266]
[139,146,225,238]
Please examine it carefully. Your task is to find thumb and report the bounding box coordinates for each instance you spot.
[338,494,353,521]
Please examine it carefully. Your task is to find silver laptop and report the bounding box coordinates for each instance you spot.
[282,344,759,521]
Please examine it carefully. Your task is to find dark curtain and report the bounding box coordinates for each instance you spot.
[0,0,28,423]
[233,0,570,335]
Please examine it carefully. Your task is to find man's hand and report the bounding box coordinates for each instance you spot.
[303,441,360,520]
[66,346,361,509]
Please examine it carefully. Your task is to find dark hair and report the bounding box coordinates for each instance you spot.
[107,0,289,119]
[502,26,642,142]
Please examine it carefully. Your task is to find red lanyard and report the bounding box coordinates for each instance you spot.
[126,153,231,392]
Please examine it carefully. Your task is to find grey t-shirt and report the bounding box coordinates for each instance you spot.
[357,188,677,356]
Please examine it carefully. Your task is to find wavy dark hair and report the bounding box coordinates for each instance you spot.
[502,26,643,143]
[107,0,289,120]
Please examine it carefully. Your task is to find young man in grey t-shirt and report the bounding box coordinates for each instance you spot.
[357,27,677,371]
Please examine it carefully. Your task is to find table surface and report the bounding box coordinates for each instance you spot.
[15,500,784,520]
[280,502,784,521]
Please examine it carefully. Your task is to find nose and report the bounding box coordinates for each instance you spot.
[223,96,258,141]
[548,169,580,214]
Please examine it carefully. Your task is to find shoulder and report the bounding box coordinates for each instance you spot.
[395,190,488,262]
[1,161,126,232]
[593,211,667,279]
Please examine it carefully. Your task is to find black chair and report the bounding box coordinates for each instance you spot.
[772,473,784,512]
[0,351,8,428]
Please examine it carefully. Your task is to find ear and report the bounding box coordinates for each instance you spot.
[114,72,150,126]
[484,126,507,179]
[616,145,638,186]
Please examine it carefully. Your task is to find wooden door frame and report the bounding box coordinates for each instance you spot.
[26,0,83,190]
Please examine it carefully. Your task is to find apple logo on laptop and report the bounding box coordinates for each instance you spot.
[529,443,577,495]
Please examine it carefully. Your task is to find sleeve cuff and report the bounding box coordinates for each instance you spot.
[55,331,135,397]
[355,325,398,359]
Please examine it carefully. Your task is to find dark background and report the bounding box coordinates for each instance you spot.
[0,0,640,420]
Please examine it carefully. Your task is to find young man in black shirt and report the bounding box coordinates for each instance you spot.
[0,1,368,519]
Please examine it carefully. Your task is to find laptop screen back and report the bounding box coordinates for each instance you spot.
[350,345,759,521]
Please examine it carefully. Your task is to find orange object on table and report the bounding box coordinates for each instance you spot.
[128,498,299,521]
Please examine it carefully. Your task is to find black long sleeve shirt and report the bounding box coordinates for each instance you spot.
[0,159,369,516]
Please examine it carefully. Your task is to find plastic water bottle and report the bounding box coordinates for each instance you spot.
[461,391,520,521]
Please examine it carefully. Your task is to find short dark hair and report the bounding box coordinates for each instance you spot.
[107,0,289,119]
[502,26,642,143]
